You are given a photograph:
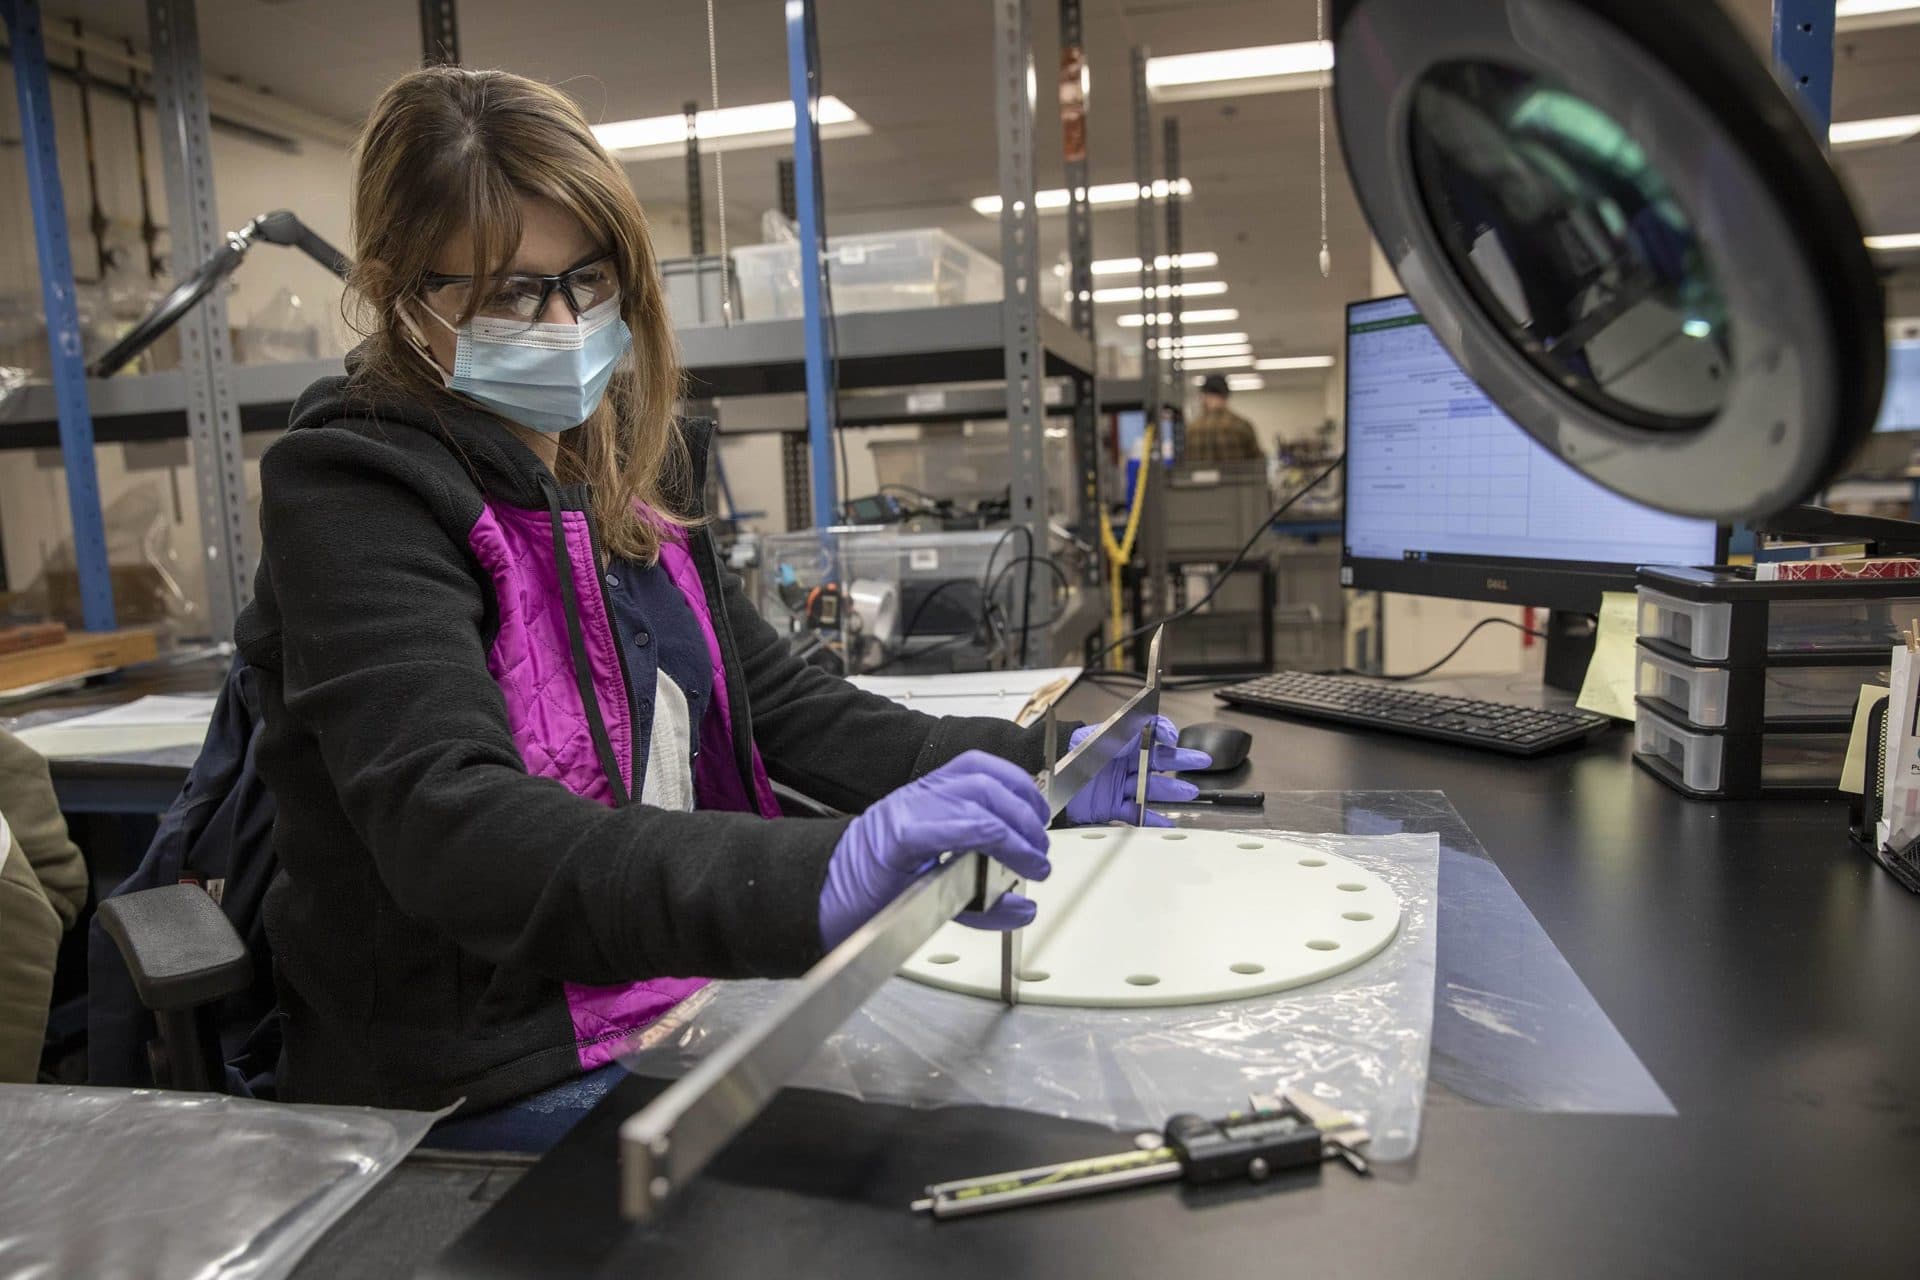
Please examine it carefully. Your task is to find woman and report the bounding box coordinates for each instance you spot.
[239,66,1204,1147]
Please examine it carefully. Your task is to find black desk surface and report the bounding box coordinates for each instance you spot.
[309,677,1920,1276]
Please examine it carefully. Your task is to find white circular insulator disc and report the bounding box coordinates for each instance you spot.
[900,827,1402,1007]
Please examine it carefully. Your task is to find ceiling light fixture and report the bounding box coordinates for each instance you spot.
[1252,356,1337,371]
[1193,374,1267,392]
[1837,0,1920,32]
[1145,41,1334,102]
[1091,251,1219,275]
[1161,345,1254,360]
[1093,280,1228,304]
[1178,353,1256,371]
[1117,308,1240,328]
[1155,333,1251,351]
[970,178,1192,216]
[1867,232,1920,252]
[1829,114,1920,149]
[593,96,868,161]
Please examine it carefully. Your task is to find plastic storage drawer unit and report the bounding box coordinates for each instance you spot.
[1632,700,1851,800]
[1634,641,1886,731]
[1637,566,1920,664]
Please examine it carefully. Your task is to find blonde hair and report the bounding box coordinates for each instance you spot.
[347,66,689,563]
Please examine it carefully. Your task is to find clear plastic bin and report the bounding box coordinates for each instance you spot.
[756,527,1025,673]
[1635,645,1884,727]
[1634,703,1849,796]
[732,229,1003,321]
[1638,584,1920,662]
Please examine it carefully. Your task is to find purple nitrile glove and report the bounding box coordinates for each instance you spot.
[818,749,1053,951]
[1062,714,1211,828]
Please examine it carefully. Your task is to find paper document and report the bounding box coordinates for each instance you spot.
[1575,592,1639,723]
[848,667,1082,724]
[1840,684,1892,796]
[14,694,217,760]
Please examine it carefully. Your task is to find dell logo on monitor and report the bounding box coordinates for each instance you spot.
[1486,578,1510,592]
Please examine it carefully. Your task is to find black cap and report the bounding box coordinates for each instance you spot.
[1200,374,1231,397]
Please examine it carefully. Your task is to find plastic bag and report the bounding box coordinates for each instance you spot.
[624,826,1442,1162]
[11,483,198,632]
[0,1086,440,1280]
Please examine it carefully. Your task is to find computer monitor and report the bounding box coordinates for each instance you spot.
[1343,295,1725,618]
[1872,339,1920,433]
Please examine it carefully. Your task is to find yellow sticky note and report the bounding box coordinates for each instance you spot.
[1840,684,1891,795]
[1577,591,1640,723]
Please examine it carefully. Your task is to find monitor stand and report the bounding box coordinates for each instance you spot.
[1541,610,1598,695]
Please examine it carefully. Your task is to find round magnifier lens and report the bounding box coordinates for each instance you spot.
[1408,61,1732,431]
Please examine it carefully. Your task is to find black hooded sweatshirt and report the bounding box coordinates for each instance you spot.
[236,361,1052,1113]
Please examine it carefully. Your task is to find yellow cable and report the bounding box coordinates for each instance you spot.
[1099,424,1156,668]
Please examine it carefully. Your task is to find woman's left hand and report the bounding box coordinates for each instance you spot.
[1061,715,1211,828]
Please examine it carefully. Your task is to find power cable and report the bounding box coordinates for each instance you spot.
[1351,616,1550,683]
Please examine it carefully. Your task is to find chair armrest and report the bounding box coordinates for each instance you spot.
[97,884,252,1013]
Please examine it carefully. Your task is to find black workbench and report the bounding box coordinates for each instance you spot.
[279,676,1918,1279]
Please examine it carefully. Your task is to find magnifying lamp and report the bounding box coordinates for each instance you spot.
[1332,0,1886,521]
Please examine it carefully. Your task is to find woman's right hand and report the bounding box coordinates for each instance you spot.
[817,750,1052,951]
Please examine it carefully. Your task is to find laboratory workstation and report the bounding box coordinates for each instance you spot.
[4,0,1920,1275]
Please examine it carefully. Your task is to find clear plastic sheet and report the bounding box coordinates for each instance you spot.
[625,825,1442,1162]
[0,1086,440,1280]
[1337,792,1676,1115]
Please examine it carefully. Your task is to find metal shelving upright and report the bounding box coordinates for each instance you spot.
[3,0,115,631]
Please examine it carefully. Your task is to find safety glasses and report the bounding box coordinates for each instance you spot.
[422,251,620,325]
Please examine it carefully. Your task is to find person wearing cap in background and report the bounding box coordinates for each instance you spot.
[1186,374,1264,463]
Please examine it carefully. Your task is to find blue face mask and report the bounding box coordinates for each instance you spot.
[422,296,632,434]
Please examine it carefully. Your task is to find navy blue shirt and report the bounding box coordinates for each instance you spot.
[602,558,713,796]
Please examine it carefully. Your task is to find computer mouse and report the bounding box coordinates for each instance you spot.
[1177,722,1252,773]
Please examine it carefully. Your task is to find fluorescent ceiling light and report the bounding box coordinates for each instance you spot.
[1154,332,1249,350]
[1838,1,1920,31]
[1868,232,1920,252]
[1179,353,1256,371]
[1093,280,1228,304]
[1117,308,1239,328]
[1253,356,1336,371]
[1830,114,1920,148]
[1091,252,1219,275]
[1146,41,1333,103]
[970,178,1192,216]
[1161,345,1254,360]
[593,96,867,160]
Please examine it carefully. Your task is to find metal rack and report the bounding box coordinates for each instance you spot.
[4,0,1114,662]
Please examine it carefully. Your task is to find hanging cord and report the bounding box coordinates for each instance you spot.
[706,0,733,325]
[1313,0,1328,278]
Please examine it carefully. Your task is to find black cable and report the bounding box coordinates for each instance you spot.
[1352,616,1548,683]
[1083,454,1346,672]
[985,554,1072,634]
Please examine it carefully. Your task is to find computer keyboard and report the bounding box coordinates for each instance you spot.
[1215,671,1613,756]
